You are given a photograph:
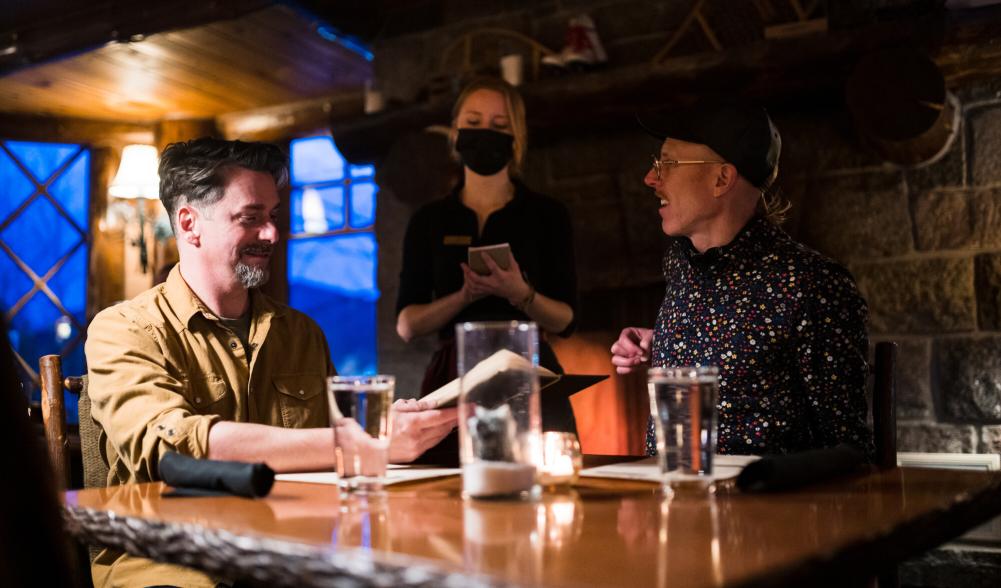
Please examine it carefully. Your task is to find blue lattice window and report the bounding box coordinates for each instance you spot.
[288,136,378,375]
[0,140,90,423]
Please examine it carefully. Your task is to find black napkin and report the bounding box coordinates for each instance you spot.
[159,451,275,498]
[735,444,865,493]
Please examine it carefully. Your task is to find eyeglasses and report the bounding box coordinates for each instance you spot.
[650,155,725,181]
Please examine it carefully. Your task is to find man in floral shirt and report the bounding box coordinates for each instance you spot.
[611,104,872,457]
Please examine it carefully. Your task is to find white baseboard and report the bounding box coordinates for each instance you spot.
[897,452,1001,544]
[897,452,1001,471]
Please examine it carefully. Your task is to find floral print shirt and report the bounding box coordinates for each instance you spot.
[645,216,873,457]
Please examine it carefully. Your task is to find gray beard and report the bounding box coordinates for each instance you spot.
[235,262,269,289]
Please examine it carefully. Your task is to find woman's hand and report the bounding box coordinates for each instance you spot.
[464,252,531,304]
[459,263,490,304]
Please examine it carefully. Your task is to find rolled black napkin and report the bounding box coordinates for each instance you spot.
[735,444,865,493]
[159,451,275,498]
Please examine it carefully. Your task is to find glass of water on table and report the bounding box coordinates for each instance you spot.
[647,366,719,497]
[327,375,395,494]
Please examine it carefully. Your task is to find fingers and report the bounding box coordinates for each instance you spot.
[388,408,458,462]
[420,421,457,448]
[610,327,651,374]
[638,328,653,351]
[611,336,644,358]
[611,354,645,367]
[610,327,653,357]
[463,266,493,292]
[393,398,423,412]
[481,253,500,272]
[396,406,458,429]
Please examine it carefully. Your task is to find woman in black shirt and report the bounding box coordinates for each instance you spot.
[396,78,579,460]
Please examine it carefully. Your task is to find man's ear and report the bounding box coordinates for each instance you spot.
[713,164,739,198]
[176,205,200,246]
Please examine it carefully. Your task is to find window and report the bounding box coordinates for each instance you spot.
[288,136,378,375]
[0,140,90,422]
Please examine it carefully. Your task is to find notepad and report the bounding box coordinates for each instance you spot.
[468,243,512,275]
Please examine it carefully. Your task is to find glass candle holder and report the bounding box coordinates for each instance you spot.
[538,431,582,487]
[457,321,542,500]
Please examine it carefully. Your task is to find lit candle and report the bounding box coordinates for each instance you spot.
[539,432,582,486]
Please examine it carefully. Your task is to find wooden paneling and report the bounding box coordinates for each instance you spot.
[154,118,219,152]
[0,113,153,148]
[0,5,372,122]
[88,147,125,318]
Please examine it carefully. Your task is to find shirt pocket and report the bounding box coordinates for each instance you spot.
[185,375,233,415]
[273,373,329,429]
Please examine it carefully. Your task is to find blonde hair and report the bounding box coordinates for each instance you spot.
[451,77,527,176]
[758,176,791,225]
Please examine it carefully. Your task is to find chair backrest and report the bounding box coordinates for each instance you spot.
[872,341,898,470]
[38,355,74,488]
[39,355,109,491]
[73,374,109,489]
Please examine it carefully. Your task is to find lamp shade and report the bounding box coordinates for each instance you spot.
[110,144,160,199]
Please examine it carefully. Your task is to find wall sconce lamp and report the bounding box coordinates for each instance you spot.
[109,144,160,273]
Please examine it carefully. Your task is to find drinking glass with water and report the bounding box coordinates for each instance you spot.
[327,375,395,493]
[647,366,719,496]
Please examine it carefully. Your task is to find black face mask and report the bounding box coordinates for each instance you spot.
[455,128,514,176]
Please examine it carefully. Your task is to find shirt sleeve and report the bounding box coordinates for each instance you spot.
[795,264,874,458]
[86,306,220,482]
[395,206,435,315]
[538,198,578,337]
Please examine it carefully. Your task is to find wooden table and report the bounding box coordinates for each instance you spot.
[62,464,1001,588]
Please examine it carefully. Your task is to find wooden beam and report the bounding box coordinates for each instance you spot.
[155,119,219,152]
[0,0,271,76]
[217,91,364,142]
[0,112,153,147]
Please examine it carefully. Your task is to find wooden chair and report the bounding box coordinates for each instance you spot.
[871,341,899,588]
[872,341,898,471]
[39,355,80,489]
[39,355,107,491]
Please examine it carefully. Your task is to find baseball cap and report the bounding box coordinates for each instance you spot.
[637,103,782,190]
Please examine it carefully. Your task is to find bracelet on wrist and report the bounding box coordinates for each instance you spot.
[513,284,536,312]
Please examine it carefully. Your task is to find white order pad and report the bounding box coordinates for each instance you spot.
[580,455,761,483]
[276,465,460,486]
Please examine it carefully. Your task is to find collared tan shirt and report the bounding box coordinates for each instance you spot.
[85,266,334,587]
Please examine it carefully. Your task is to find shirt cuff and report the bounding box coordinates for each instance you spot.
[150,412,222,459]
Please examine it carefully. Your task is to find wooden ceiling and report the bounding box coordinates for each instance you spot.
[0,3,372,122]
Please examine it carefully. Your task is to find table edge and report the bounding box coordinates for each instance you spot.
[61,504,512,588]
[733,468,1001,588]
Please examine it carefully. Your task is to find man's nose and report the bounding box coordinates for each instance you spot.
[644,167,659,188]
[259,220,279,243]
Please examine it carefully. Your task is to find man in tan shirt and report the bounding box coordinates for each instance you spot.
[86,138,457,587]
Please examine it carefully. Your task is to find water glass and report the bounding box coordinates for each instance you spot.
[647,366,719,496]
[457,321,541,499]
[327,375,394,493]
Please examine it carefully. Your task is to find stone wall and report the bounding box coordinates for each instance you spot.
[370,0,1001,458]
[779,79,1001,455]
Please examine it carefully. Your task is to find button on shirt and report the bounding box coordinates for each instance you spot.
[645,216,873,457]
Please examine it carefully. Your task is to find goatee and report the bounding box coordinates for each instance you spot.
[236,262,269,289]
